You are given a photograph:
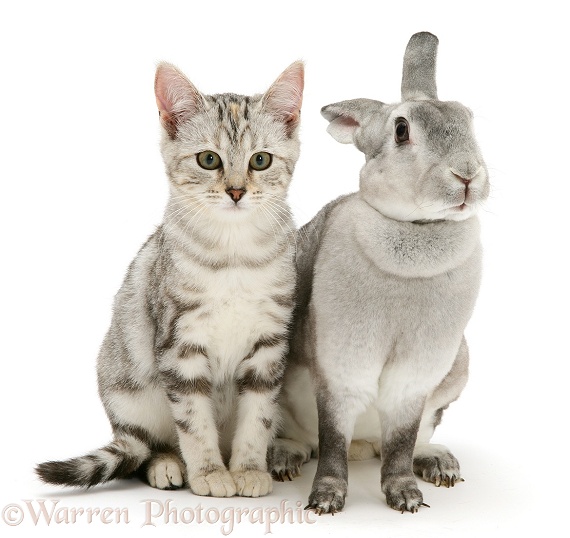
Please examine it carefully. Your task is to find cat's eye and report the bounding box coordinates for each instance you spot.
[197,151,222,170]
[249,152,272,171]
[395,118,410,144]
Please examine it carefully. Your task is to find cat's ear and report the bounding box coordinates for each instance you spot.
[154,62,206,139]
[262,61,304,134]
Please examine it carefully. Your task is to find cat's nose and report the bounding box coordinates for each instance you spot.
[226,187,246,203]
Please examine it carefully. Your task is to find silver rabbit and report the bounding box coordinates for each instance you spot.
[269,32,489,514]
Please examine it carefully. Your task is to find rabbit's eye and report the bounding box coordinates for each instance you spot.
[395,118,410,143]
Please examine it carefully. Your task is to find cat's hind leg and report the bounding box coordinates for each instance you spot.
[36,382,177,489]
[413,337,469,488]
[145,452,185,490]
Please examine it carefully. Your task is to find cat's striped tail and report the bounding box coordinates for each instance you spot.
[35,434,151,488]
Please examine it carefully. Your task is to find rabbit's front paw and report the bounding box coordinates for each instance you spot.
[382,475,427,513]
[306,476,347,514]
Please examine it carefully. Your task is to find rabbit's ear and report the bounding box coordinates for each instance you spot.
[401,32,439,101]
[321,98,384,144]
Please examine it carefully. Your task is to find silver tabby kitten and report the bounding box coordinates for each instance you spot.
[36,61,304,498]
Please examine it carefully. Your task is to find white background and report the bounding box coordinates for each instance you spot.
[1,1,568,536]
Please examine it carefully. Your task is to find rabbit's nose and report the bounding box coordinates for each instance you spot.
[449,152,482,180]
[452,172,472,185]
[450,164,482,185]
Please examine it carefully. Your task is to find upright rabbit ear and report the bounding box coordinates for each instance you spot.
[321,98,383,144]
[401,32,439,101]
[262,61,304,135]
[154,62,206,139]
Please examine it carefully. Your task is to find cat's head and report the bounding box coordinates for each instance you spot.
[154,61,304,223]
[321,32,489,223]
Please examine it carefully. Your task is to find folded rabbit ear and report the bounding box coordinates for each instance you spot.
[401,32,439,101]
[321,98,384,144]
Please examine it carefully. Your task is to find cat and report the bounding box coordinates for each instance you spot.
[36,60,304,498]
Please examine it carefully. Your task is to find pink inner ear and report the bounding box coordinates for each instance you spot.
[154,63,203,137]
[337,116,359,128]
[154,64,178,117]
[155,87,171,119]
[327,114,360,144]
[264,62,304,124]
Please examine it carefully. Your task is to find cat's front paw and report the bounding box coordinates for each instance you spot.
[413,444,462,487]
[146,453,185,490]
[189,468,236,497]
[231,469,272,497]
[382,475,427,513]
[306,476,347,515]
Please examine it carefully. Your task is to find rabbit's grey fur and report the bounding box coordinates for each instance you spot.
[270,32,489,514]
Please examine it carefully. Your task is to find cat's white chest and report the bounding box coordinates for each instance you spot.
[179,265,285,382]
[207,272,264,360]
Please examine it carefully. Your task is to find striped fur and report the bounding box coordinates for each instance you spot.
[36,61,304,498]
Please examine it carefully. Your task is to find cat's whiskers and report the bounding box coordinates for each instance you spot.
[261,195,294,226]
[259,201,297,255]
[165,190,209,217]
[163,195,210,253]
[259,206,296,258]
[164,199,204,226]
[257,205,281,247]
[166,191,205,207]
[263,192,290,211]
[264,192,313,244]
[297,218,317,245]
[174,201,211,253]
[263,197,296,231]
[166,203,204,226]
[262,201,294,228]
[165,205,201,249]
